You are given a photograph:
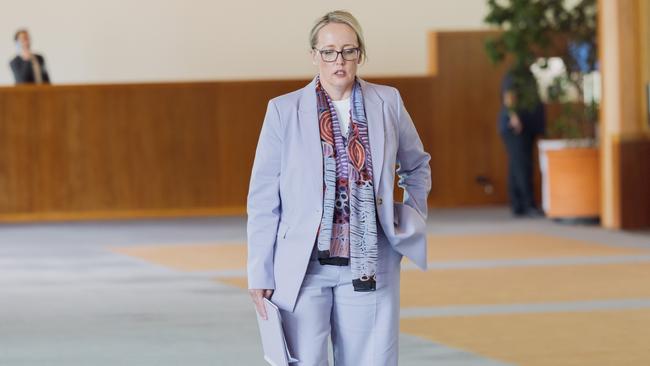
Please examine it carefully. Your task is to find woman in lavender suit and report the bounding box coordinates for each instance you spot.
[247,10,431,366]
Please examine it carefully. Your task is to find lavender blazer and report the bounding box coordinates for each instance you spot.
[247,77,431,312]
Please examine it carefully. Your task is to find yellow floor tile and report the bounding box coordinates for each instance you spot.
[401,309,650,366]
[425,233,650,262]
[400,263,650,307]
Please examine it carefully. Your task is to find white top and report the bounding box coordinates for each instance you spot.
[332,97,351,136]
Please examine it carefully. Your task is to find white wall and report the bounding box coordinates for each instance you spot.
[0,0,488,85]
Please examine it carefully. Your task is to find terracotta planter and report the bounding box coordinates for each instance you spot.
[538,139,600,219]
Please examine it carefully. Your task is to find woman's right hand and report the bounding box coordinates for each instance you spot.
[249,289,274,320]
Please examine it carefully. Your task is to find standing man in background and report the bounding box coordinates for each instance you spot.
[499,68,545,217]
[10,29,50,84]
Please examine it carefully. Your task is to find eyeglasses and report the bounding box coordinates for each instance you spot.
[313,47,361,62]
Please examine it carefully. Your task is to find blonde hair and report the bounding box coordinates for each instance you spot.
[309,10,366,62]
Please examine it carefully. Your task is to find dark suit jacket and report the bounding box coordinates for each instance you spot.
[9,54,51,84]
[498,71,545,136]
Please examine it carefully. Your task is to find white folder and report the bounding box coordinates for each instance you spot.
[255,298,299,366]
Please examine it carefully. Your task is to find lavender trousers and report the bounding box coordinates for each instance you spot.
[279,233,402,366]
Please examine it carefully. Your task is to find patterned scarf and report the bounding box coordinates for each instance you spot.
[315,77,378,292]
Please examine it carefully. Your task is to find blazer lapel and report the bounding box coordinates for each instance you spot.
[359,78,385,196]
[298,77,324,198]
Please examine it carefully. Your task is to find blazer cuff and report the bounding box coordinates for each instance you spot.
[247,276,276,290]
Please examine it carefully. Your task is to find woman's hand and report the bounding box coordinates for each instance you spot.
[249,289,274,320]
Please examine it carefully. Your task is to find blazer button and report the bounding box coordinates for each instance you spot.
[377,198,383,205]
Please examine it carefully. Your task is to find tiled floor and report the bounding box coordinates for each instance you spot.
[1,207,649,365]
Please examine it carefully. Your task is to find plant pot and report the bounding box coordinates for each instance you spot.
[537,139,600,221]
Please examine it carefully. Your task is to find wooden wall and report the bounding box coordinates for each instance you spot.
[0,31,510,221]
[598,0,650,229]
[427,31,511,206]
[617,137,650,229]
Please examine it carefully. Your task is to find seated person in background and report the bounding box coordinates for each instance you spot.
[10,29,50,84]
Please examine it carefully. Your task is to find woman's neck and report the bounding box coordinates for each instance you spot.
[321,79,353,101]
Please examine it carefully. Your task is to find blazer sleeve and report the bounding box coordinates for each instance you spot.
[246,100,282,290]
[394,89,432,219]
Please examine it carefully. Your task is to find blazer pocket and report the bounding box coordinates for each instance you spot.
[393,202,426,229]
[276,221,290,240]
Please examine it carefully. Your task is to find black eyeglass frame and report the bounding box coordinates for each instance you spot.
[312,47,362,62]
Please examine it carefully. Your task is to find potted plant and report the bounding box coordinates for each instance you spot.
[484,0,600,222]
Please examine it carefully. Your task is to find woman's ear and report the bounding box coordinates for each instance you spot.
[311,50,318,65]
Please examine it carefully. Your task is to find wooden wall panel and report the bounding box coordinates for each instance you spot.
[0,78,434,220]
[599,0,650,228]
[618,137,650,229]
[212,80,305,208]
[427,31,511,207]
